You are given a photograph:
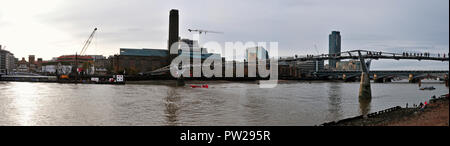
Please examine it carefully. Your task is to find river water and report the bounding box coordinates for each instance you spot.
[0,81,448,126]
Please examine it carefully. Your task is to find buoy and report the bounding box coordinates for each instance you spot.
[190,84,209,88]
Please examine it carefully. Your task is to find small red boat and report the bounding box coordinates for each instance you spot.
[190,84,209,88]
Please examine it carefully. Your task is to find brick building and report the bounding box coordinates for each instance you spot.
[113,48,169,75]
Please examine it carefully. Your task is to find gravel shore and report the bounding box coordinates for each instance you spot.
[322,94,449,126]
[382,97,448,126]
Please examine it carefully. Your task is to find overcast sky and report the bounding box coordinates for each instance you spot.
[0,0,448,70]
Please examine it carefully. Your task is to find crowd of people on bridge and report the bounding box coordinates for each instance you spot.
[292,51,448,59]
[401,52,448,58]
[366,51,383,56]
[402,52,430,57]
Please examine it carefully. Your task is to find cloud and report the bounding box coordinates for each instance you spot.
[0,0,448,69]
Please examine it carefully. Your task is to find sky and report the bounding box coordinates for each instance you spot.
[0,0,448,70]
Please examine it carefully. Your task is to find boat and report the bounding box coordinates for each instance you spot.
[190,84,209,88]
[420,86,436,90]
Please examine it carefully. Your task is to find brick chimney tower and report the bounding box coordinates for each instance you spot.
[168,9,180,65]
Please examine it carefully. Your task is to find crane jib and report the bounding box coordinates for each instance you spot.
[79,28,98,55]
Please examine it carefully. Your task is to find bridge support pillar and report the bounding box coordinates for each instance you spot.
[357,51,372,100]
[445,74,449,88]
[373,74,383,83]
[408,74,415,83]
[359,72,372,99]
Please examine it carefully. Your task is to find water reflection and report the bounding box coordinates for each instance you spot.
[245,88,270,125]
[327,83,343,121]
[9,83,40,125]
[164,87,180,125]
[1,82,447,126]
[359,97,372,117]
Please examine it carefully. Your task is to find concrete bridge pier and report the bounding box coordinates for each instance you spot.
[358,51,372,99]
[408,74,417,83]
[445,74,449,87]
[359,72,372,99]
[374,77,393,83]
[359,93,372,118]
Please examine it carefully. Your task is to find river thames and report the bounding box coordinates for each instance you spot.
[0,81,448,126]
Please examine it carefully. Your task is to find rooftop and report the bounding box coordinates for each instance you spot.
[120,48,168,57]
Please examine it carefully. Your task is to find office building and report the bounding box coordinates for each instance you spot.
[0,46,17,74]
[245,47,269,62]
[329,31,341,69]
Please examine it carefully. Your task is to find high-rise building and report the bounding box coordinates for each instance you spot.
[329,31,341,69]
[245,47,269,62]
[0,47,17,74]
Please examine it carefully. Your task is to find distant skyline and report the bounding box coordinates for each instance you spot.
[0,0,448,70]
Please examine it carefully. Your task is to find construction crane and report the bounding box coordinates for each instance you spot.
[188,28,223,48]
[188,29,223,35]
[79,28,98,55]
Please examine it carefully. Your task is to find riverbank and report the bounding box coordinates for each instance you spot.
[382,97,448,126]
[322,94,449,126]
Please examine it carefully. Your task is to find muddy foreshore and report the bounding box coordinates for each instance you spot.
[322,94,449,126]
